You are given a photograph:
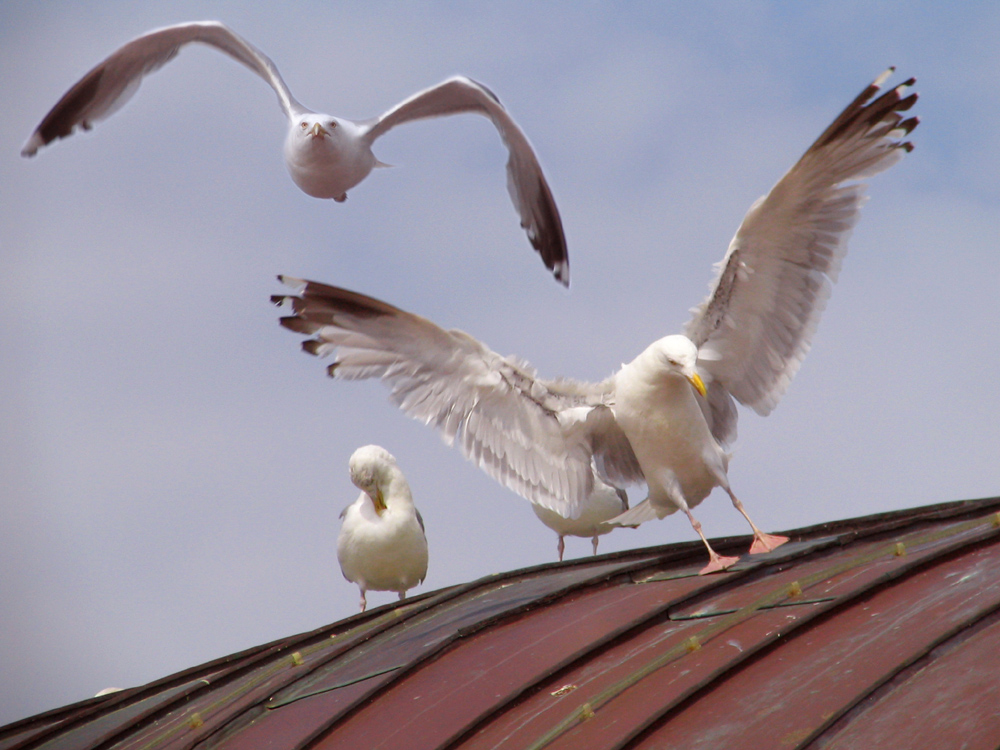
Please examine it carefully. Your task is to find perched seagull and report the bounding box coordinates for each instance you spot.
[274,70,918,574]
[338,445,428,612]
[531,481,632,561]
[21,20,569,285]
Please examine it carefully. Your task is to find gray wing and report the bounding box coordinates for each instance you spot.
[685,69,918,439]
[22,21,305,157]
[361,76,568,286]
[272,277,640,516]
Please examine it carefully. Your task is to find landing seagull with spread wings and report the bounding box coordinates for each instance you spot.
[274,70,918,573]
[21,20,568,285]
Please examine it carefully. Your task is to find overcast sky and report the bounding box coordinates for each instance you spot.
[2,0,998,726]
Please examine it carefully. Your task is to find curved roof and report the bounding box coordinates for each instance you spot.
[3,495,1000,750]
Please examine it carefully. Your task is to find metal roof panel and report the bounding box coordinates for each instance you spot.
[3,497,999,750]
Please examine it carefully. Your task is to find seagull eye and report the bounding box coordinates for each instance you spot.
[300,122,308,129]
[329,120,338,129]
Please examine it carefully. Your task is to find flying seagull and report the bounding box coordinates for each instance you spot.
[338,445,428,612]
[274,70,918,574]
[21,20,569,285]
[531,481,633,561]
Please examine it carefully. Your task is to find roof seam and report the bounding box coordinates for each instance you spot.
[290,557,670,750]
[802,598,1000,749]
[438,535,846,750]
[611,512,1000,750]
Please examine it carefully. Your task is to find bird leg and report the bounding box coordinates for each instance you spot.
[557,535,566,562]
[359,591,368,613]
[591,535,600,556]
[398,591,407,601]
[681,506,739,575]
[723,488,789,554]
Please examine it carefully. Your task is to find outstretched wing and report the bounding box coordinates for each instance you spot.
[362,76,569,286]
[686,68,918,436]
[22,20,305,157]
[272,277,638,516]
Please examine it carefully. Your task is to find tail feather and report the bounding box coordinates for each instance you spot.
[608,498,665,527]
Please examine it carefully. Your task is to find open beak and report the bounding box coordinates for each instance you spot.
[688,372,707,398]
[309,122,329,139]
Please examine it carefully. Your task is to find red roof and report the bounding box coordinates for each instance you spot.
[3,495,1000,749]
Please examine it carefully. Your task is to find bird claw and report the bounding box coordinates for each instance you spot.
[698,553,740,575]
[749,532,789,555]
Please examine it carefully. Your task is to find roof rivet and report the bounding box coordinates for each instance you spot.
[894,542,906,557]
[685,636,701,653]
[551,684,578,696]
[188,713,204,730]
[787,581,803,598]
[291,651,304,666]
[580,703,595,720]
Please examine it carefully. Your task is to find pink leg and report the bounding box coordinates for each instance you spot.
[557,535,566,562]
[681,506,739,575]
[398,590,407,601]
[724,488,789,554]
[359,589,368,613]
[591,535,600,556]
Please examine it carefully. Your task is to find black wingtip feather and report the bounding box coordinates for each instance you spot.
[530,177,570,287]
[899,116,920,135]
[809,69,919,153]
[31,66,106,151]
[279,316,318,335]
[896,91,919,112]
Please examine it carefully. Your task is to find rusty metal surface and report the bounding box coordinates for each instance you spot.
[311,574,715,750]
[0,723,61,750]
[1,497,998,750]
[634,540,1000,749]
[815,612,1000,750]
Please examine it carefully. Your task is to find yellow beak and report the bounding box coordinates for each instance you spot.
[688,372,707,398]
[310,122,329,138]
[373,486,386,515]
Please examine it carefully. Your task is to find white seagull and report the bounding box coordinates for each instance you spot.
[274,70,918,574]
[21,20,569,285]
[338,445,428,612]
[531,481,633,561]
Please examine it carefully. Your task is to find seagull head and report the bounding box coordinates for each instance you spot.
[284,114,375,201]
[349,444,397,515]
[297,115,338,141]
[653,335,707,397]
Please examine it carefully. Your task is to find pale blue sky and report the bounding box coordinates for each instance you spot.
[2,0,998,725]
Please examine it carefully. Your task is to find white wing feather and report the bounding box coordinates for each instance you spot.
[686,69,918,434]
[362,77,568,286]
[273,278,638,516]
[22,21,305,157]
